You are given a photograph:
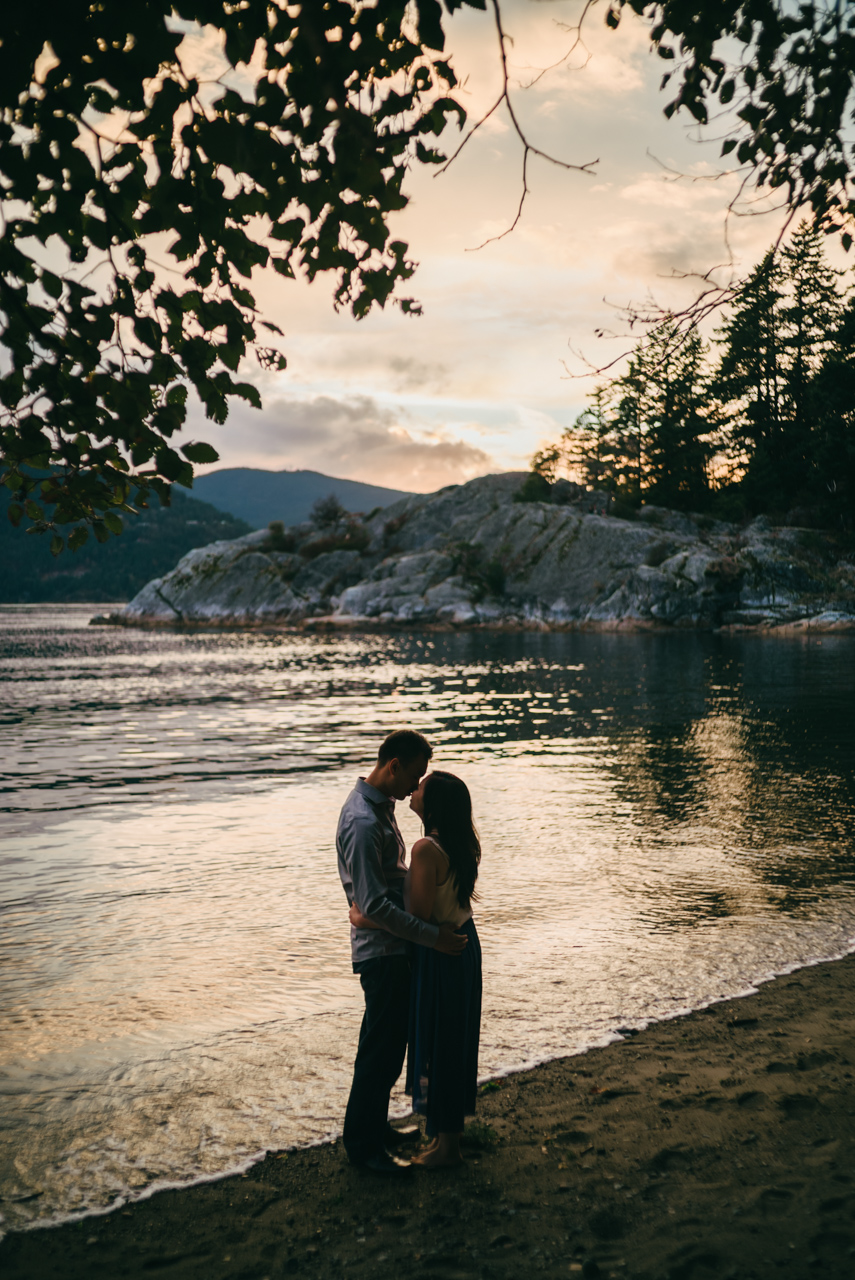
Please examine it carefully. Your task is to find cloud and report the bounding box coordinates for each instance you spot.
[385,355,449,393]
[186,393,496,492]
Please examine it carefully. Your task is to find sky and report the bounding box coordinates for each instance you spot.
[181,0,799,493]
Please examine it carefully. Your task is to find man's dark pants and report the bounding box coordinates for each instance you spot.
[343,955,411,1164]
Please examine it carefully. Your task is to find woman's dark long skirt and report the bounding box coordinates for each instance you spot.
[407,916,482,1137]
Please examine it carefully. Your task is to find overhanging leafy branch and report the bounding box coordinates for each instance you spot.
[0,0,475,550]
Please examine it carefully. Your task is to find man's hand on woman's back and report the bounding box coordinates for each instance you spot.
[434,926,467,955]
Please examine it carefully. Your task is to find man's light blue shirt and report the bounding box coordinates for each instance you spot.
[337,778,439,968]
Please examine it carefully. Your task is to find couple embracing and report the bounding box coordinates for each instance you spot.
[336,730,482,1175]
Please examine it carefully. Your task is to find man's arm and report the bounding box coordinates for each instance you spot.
[343,815,440,949]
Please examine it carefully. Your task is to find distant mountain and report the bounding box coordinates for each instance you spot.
[192,468,413,529]
[0,489,253,604]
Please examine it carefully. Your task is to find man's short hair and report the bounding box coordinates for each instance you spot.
[377,730,433,767]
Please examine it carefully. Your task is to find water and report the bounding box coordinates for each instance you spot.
[2,604,855,1234]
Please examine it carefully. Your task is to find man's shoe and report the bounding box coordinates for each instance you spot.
[384,1123,421,1148]
[352,1151,413,1176]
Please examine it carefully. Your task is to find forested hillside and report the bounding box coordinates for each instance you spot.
[1,490,252,604]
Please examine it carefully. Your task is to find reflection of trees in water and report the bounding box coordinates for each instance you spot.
[376,630,855,929]
[592,641,855,925]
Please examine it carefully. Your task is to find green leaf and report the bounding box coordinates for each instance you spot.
[92,521,110,544]
[41,270,63,299]
[257,347,287,372]
[68,526,89,551]
[50,534,64,556]
[102,511,124,535]
[230,284,256,309]
[181,441,220,464]
[7,502,23,527]
[231,381,262,409]
[156,448,194,486]
[417,0,445,51]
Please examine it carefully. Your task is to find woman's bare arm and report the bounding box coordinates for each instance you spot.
[407,838,441,922]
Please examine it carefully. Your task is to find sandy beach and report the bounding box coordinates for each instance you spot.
[3,953,854,1280]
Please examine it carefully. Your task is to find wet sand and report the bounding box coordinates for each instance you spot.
[3,953,855,1280]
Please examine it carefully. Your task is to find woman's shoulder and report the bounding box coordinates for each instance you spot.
[411,835,446,863]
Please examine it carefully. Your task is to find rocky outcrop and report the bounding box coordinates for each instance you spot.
[103,474,855,632]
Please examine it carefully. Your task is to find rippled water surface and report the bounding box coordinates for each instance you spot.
[2,605,855,1233]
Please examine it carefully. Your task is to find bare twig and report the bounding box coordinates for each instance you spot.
[561,264,747,381]
[468,147,531,250]
[518,0,597,90]
[439,0,598,249]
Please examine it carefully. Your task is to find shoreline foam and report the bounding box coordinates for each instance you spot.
[4,948,855,1278]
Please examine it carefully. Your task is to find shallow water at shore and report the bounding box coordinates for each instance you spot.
[2,605,855,1233]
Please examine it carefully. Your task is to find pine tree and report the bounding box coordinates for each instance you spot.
[562,385,621,492]
[811,292,855,524]
[561,319,714,507]
[630,319,713,509]
[612,357,647,500]
[713,227,845,509]
[778,221,844,496]
[535,229,850,522]
[712,252,786,508]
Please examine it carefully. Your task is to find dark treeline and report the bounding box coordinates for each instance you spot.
[528,223,855,527]
[1,488,252,604]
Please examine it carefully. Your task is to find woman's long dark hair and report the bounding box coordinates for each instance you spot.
[421,770,480,908]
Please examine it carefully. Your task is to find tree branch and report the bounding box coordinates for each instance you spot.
[440,0,598,249]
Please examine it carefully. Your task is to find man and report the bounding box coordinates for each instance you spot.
[337,729,467,1175]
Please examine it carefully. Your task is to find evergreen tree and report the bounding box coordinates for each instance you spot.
[778,222,844,495]
[713,228,845,509]
[532,227,852,523]
[811,294,855,524]
[611,358,647,500]
[562,385,621,492]
[562,319,714,507]
[629,319,713,509]
[712,253,786,508]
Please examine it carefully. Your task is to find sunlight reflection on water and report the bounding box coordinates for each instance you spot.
[2,605,855,1231]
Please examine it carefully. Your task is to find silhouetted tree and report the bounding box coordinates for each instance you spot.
[564,386,619,492]
[311,494,348,528]
[778,222,844,495]
[712,253,787,508]
[811,297,855,522]
[535,229,853,522]
[636,320,713,509]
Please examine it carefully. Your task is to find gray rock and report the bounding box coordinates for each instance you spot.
[424,577,475,610]
[123,542,302,622]
[638,505,699,537]
[266,552,302,577]
[291,550,365,600]
[109,473,855,631]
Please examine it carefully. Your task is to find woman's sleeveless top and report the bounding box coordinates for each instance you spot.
[427,837,472,929]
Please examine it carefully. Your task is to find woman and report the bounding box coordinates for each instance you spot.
[350,770,482,1168]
